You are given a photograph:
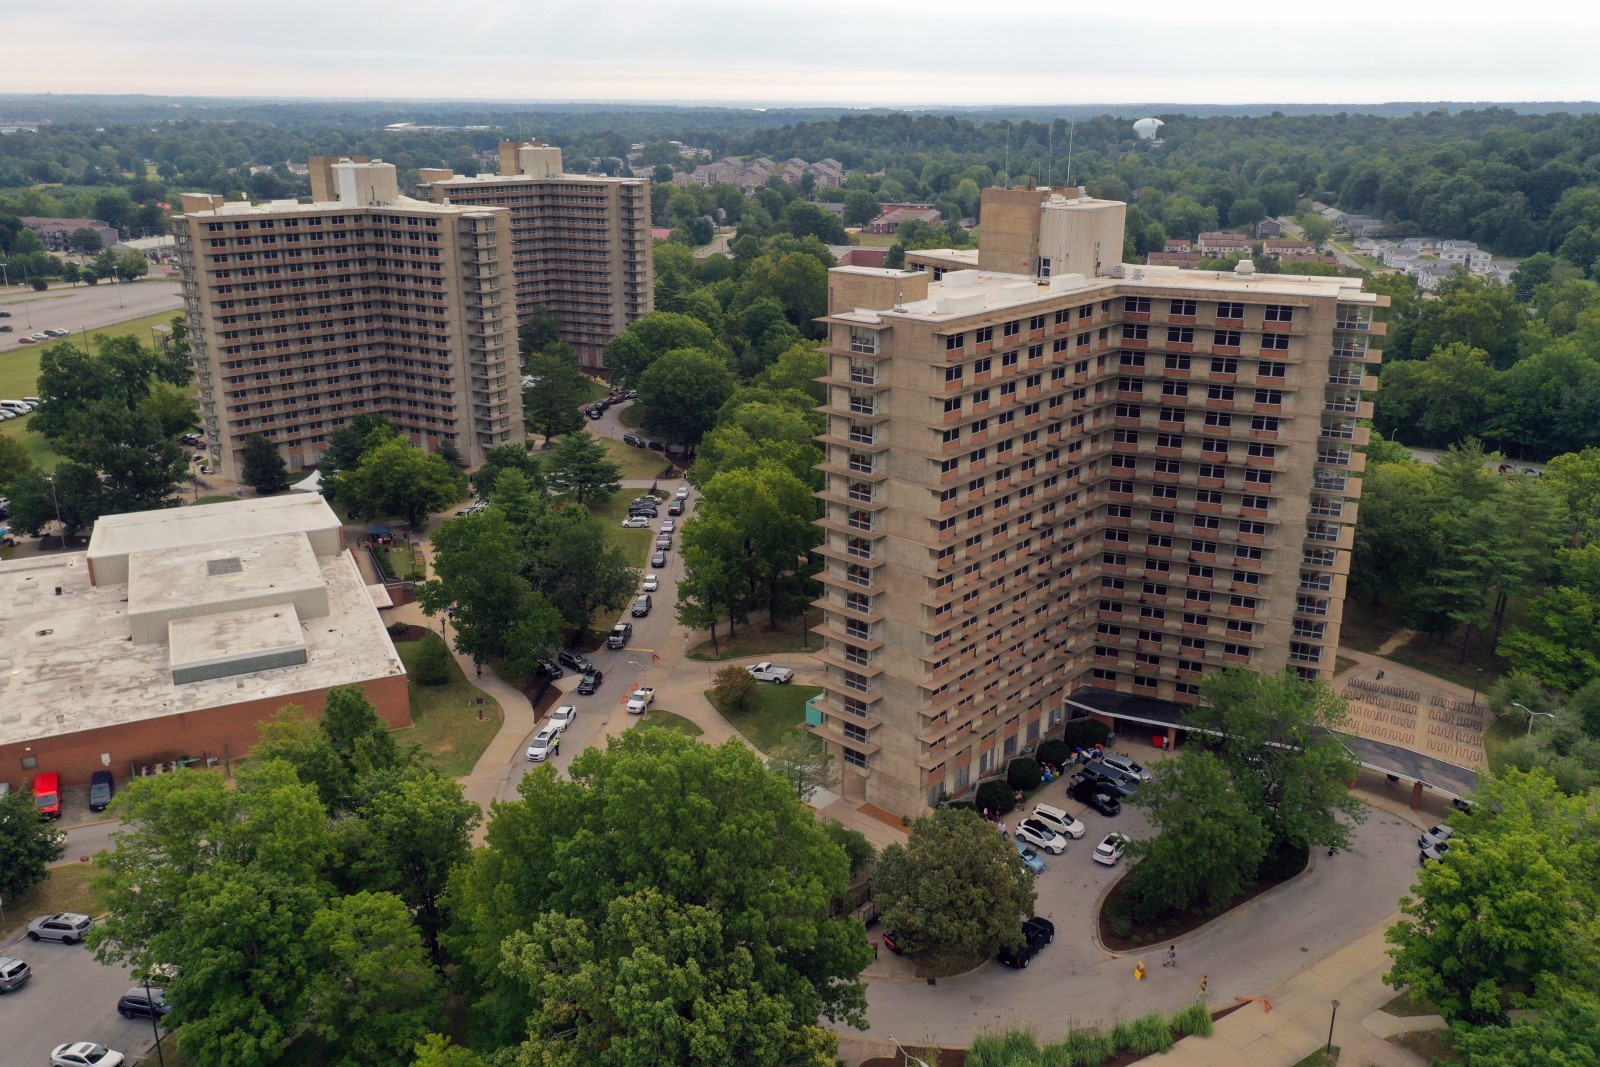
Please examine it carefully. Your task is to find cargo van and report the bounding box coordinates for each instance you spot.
[33,771,61,819]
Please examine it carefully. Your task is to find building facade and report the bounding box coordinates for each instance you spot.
[810,187,1385,817]
[174,158,523,480]
[416,142,652,365]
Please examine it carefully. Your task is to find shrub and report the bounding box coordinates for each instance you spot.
[1037,738,1072,768]
[1007,756,1042,792]
[413,636,453,686]
[1173,1001,1215,1037]
[1129,1012,1174,1055]
[711,664,757,711]
[1257,839,1311,882]
[1061,717,1112,749]
[1056,1028,1114,1067]
[387,621,411,637]
[938,795,977,813]
[1110,1019,1139,1051]
[821,819,876,876]
[1106,897,1134,940]
[976,778,1016,815]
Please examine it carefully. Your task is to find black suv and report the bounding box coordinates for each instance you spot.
[537,659,563,680]
[117,987,172,1019]
[1074,767,1137,799]
[1068,780,1122,816]
[577,670,604,695]
[997,916,1055,969]
[558,649,593,673]
[88,770,114,813]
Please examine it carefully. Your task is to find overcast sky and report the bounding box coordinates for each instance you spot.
[6,0,1596,107]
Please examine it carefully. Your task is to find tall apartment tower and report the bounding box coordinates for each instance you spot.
[415,141,653,365]
[812,187,1386,816]
[174,158,523,481]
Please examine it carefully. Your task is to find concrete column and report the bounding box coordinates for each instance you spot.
[1411,781,1424,810]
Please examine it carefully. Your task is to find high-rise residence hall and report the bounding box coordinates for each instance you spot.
[174,158,522,481]
[811,186,1385,816]
[415,141,653,364]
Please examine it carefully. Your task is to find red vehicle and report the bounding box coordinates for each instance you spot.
[33,771,62,819]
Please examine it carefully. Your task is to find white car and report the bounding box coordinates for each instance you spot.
[1093,832,1131,866]
[674,486,690,499]
[52,1044,125,1067]
[660,519,676,534]
[1419,824,1455,849]
[626,687,656,714]
[43,328,71,338]
[1101,752,1151,782]
[1030,802,1087,840]
[746,662,794,683]
[1014,818,1068,855]
[548,705,577,733]
[526,725,560,762]
[620,516,651,529]
[642,573,659,592]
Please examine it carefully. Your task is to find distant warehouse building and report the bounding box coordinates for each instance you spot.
[0,495,408,792]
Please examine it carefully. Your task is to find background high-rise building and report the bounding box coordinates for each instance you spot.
[175,158,522,481]
[416,141,653,365]
[811,187,1386,817]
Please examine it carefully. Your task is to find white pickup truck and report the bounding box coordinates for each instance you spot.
[746,662,794,684]
[625,687,656,714]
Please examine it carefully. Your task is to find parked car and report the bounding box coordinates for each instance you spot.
[0,954,32,993]
[1084,762,1142,792]
[651,550,667,568]
[548,705,577,732]
[88,770,114,813]
[626,687,656,714]
[526,725,560,762]
[608,622,633,649]
[51,1043,125,1067]
[27,912,93,943]
[746,662,795,683]
[1014,839,1047,874]
[1029,802,1086,840]
[667,500,685,516]
[674,486,690,499]
[33,771,61,819]
[1068,780,1121,816]
[115,987,172,1019]
[1420,840,1452,865]
[631,593,652,617]
[622,433,645,448]
[15,336,37,344]
[537,659,563,680]
[1092,833,1130,866]
[586,407,604,420]
[641,573,660,592]
[42,328,70,338]
[646,440,665,452]
[1100,752,1152,782]
[996,916,1055,968]
[1074,767,1137,798]
[1014,818,1068,855]
[620,516,651,529]
[577,670,604,695]
[659,519,676,534]
[557,649,593,673]
[653,535,672,551]
[1419,824,1454,849]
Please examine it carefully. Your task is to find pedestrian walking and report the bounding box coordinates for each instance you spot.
[1198,975,1209,996]
[1164,945,1177,967]
[873,939,880,961]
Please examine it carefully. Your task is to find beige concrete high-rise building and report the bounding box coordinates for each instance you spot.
[811,187,1386,817]
[174,158,523,481]
[416,142,652,365]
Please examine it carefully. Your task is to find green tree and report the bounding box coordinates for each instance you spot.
[543,430,622,504]
[516,306,563,355]
[470,442,544,498]
[238,432,291,494]
[842,189,880,228]
[114,249,149,280]
[3,461,104,540]
[412,634,453,685]
[874,807,1037,965]
[0,782,66,899]
[1446,986,1600,1063]
[1386,769,1600,1025]
[318,414,397,484]
[446,731,869,1059]
[0,433,32,490]
[419,510,562,671]
[693,462,820,626]
[602,311,726,389]
[1297,212,1335,247]
[753,341,828,404]
[336,436,467,529]
[139,381,200,441]
[69,226,103,254]
[523,503,637,637]
[782,200,847,244]
[1189,669,1366,852]
[1350,459,1439,606]
[1123,752,1270,919]
[638,347,738,446]
[820,820,876,877]
[767,734,837,804]
[522,343,590,444]
[712,663,757,710]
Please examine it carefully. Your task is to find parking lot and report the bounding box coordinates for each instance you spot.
[0,927,153,1064]
[0,279,182,352]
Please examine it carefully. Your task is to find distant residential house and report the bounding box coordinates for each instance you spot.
[1164,238,1192,253]
[1147,251,1203,268]
[19,216,120,252]
[650,227,673,241]
[675,154,845,191]
[1253,218,1287,239]
[832,246,888,268]
[1196,232,1252,257]
[1262,239,1318,259]
[111,235,177,263]
[868,206,942,235]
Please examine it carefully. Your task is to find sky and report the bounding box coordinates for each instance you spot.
[6,0,1598,107]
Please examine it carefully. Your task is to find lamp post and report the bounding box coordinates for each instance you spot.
[1468,668,1484,707]
[889,1035,931,1067]
[1326,999,1340,1055]
[143,974,168,1067]
[1512,702,1555,737]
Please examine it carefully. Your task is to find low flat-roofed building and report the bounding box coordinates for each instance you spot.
[0,496,408,791]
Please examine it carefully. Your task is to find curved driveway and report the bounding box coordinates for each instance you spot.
[856,801,1421,1047]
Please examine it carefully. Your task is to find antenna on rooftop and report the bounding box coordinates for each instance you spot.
[1065,119,1076,190]
[1047,125,1053,188]
[1004,121,1010,189]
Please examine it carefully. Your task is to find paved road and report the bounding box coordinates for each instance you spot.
[1,279,183,351]
[0,927,153,1066]
[857,782,1422,1047]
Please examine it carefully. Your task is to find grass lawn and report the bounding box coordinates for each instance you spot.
[382,543,427,581]
[191,495,236,505]
[600,434,670,481]
[1288,1050,1339,1067]
[1382,991,1442,1017]
[849,231,898,248]
[688,614,815,660]
[1481,716,1519,776]
[1340,596,1517,691]
[1391,1030,1459,1063]
[0,863,103,938]
[618,405,644,429]
[635,708,705,738]
[394,634,503,778]
[583,493,655,569]
[706,682,821,754]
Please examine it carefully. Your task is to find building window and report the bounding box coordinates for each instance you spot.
[1261,334,1290,351]
[1124,296,1152,314]
[843,747,870,769]
[1264,305,1294,323]
[1170,299,1197,317]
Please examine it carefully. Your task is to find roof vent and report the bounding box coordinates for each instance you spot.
[207,557,243,577]
[1235,259,1256,277]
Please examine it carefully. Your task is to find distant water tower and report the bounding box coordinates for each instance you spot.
[1133,117,1165,145]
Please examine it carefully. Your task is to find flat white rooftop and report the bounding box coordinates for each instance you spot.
[88,494,339,566]
[0,548,404,748]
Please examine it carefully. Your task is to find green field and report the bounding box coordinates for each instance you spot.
[585,492,657,569]
[601,434,669,481]
[707,683,822,754]
[394,634,504,778]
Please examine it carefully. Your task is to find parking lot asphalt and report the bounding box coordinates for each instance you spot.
[0,927,152,1065]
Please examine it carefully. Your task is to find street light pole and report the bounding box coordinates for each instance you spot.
[1512,702,1555,737]
[143,975,168,1067]
[1326,999,1340,1055]
[1468,668,1484,707]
